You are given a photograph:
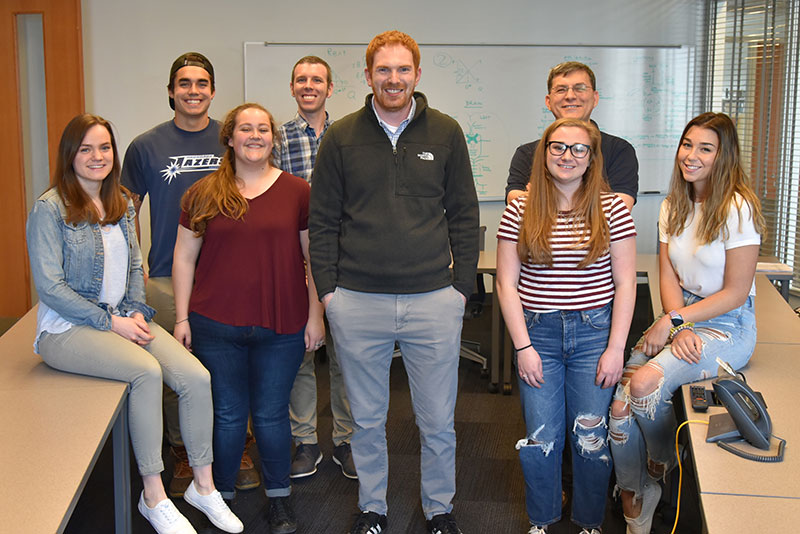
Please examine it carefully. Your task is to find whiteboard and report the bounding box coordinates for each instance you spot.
[245,43,694,200]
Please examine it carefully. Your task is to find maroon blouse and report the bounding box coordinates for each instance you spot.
[180,172,310,334]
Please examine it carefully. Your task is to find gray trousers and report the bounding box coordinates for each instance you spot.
[325,286,464,519]
[39,321,213,476]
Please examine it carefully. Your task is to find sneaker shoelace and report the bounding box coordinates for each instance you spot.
[270,498,293,524]
[430,513,460,534]
[153,499,183,525]
[353,512,383,532]
[203,490,229,513]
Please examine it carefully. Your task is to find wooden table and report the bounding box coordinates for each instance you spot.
[680,343,800,500]
[754,275,800,344]
[757,256,793,301]
[0,308,131,533]
[700,494,799,533]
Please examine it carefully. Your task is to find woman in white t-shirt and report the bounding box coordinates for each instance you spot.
[609,112,765,534]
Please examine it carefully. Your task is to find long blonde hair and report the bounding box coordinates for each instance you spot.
[181,103,280,237]
[665,112,765,243]
[518,118,610,268]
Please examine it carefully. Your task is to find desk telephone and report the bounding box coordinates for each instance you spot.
[701,372,785,462]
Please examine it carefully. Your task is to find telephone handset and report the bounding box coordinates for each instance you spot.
[712,377,771,449]
[705,374,785,462]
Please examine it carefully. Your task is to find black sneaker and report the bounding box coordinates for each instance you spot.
[427,512,462,534]
[333,442,358,479]
[268,496,297,534]
[290,443,323,479]
[349,511,387,534]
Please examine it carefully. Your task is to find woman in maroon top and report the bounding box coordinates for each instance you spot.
[173,103,324,533]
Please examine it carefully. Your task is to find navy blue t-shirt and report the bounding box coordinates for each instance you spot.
[121,120,222,277]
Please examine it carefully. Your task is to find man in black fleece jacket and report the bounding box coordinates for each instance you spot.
[309,30,479,534]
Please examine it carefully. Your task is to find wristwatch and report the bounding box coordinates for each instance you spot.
[669,310,684,327]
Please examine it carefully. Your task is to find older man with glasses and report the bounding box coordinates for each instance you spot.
[505,61,639,210]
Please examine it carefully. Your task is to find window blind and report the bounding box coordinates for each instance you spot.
[705,0,800,294]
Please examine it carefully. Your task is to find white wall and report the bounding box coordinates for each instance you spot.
[82,0,702,261]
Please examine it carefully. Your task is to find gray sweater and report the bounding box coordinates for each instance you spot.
[309,92,479,298]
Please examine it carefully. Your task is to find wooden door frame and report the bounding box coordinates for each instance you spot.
[1,0,83,316]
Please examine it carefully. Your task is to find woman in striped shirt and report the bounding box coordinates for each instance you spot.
[497,118,637,534]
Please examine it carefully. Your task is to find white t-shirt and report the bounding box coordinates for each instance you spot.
[659,194,761,297]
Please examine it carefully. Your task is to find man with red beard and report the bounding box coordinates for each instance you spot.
[309,31,479,534]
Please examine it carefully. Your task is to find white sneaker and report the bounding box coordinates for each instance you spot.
[183,480,244,533]
[137,492,196,534]
[579,529,601,534]
[624,481,662,534]
[528,526,547,534]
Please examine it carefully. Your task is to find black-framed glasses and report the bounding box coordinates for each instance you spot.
[546,141,591,159]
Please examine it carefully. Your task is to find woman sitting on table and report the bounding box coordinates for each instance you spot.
[173,103,324,534]
[26,114,242,534]
[608,112,765,534]
[496,118,637,534]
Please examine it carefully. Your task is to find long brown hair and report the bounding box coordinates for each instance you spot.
[181,103,280,237]
[53,114,127,225]
[518,118,610,268]
[665,112,765,243]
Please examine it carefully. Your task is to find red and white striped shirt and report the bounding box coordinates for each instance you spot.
[497,193,636,312]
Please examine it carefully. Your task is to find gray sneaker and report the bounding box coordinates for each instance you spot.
[290,443,322,479]
[333,442,358,479]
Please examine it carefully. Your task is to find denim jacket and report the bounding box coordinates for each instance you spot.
[26,188,155,331]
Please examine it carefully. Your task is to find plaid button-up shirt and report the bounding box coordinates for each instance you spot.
[274,112,332,183]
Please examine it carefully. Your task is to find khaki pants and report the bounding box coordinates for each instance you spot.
[288,329,354,446]
[146,276,183,447]
[39,322,213,475]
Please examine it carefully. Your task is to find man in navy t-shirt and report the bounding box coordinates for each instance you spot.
[121,52,259,497]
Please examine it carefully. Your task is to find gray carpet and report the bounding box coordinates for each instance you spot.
[64,291,702,533]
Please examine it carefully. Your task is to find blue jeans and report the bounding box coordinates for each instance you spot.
[325,286,465,519]
[610,291,756,498]
[189,312,305,498]
[516,303,614,529]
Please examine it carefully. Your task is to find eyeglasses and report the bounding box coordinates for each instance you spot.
[546,141,591,159]
[550,83,591,96]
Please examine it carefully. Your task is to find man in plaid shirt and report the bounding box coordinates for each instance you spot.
[274,55,357,481]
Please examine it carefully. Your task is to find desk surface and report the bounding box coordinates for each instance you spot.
[754,275,800,344]
[700,494,800,534]
[477,249,496,273]
[0,309,129,533]
[681,342,800,499]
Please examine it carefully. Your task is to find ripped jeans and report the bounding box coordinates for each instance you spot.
[609,291,756,498]
[516,303,614,529]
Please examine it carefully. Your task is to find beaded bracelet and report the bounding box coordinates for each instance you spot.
[669,321,695,339]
